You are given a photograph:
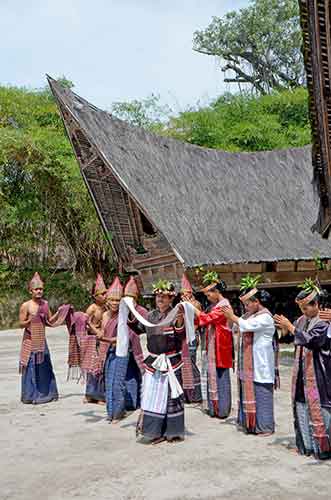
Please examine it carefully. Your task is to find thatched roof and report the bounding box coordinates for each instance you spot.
[48,76,331,268]
[299,1,331,237]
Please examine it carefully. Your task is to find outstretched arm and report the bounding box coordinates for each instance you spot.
[127,306,147,335]
[196,305,232,327]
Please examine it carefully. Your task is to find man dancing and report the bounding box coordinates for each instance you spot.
[19,273,60,404]
[133,280,186,444]
[96,276,145,422]
[84,273,107,404]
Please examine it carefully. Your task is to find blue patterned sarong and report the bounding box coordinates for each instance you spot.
[105,349,141,420]
[21,343,58,404]
[85,372,105,402]
[208,367,232,418]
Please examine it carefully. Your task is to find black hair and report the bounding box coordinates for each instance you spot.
[240,288,271,307]
[255,289,271,306]
[215,280,227,293]
[319,289,329,309]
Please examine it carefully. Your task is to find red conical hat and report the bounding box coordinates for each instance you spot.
[181,273,193,293]
[124,276,139,298]
[107,276,123,301]
[28,272,44,290]
[93,273,107,296]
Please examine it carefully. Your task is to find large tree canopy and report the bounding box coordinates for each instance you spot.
[193,0,305,94]
[0,84,112,272]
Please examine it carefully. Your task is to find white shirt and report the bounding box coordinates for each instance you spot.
[238,313,275,384]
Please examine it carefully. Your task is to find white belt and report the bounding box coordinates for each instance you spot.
[151,353,183,398]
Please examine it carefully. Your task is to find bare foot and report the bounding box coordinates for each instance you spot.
[97,400,106,406]
[151,437,167,445]
[257,432,274,437]
[167,437,184,444]
[288,447,300,455]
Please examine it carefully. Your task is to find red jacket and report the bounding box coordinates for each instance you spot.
[198,305,233,369]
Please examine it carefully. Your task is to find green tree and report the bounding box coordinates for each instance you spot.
[193,0,304,94]
[111,94,172,132]
[165,88,310,151]
[0,84,112,273]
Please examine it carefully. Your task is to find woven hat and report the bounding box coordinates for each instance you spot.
[93,273,107,297]
[124,276,139,298]
[28,272,44,290]
[180,274,193,294]
[107,276,123,301]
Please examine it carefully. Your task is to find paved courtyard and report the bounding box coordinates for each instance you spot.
[1,326,330,500]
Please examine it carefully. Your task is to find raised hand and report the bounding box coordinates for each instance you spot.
[274,314,295,334]
[220,305,234,319]
[319,309,331,321]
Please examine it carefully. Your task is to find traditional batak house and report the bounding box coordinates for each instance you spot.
[299,0,331,237]
[48,76,331,301]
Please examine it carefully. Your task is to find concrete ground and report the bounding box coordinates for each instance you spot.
[1,327,330,500]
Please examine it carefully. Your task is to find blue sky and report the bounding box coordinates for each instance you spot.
[1,0,249,110]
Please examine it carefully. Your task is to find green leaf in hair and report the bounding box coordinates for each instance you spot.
[297,278,320,294]
[202,271,219,285]
[239,274,262,291]
[152,279,173,292]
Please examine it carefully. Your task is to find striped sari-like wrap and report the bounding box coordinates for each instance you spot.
[184,341,202,404]
[200,349,208,411]
[181,339,197,402]
[239,331,256,431]
[20,300,49,371]
[69,312,99,381]
[96,315,118,375]
[20,301,73,404]
[237,308,273,433]
[66,311,87,380]
[20,302,73,372]
[97,312,145,377]
[292,316,331,458]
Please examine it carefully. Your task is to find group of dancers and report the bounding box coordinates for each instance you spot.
[18,270,331,458]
